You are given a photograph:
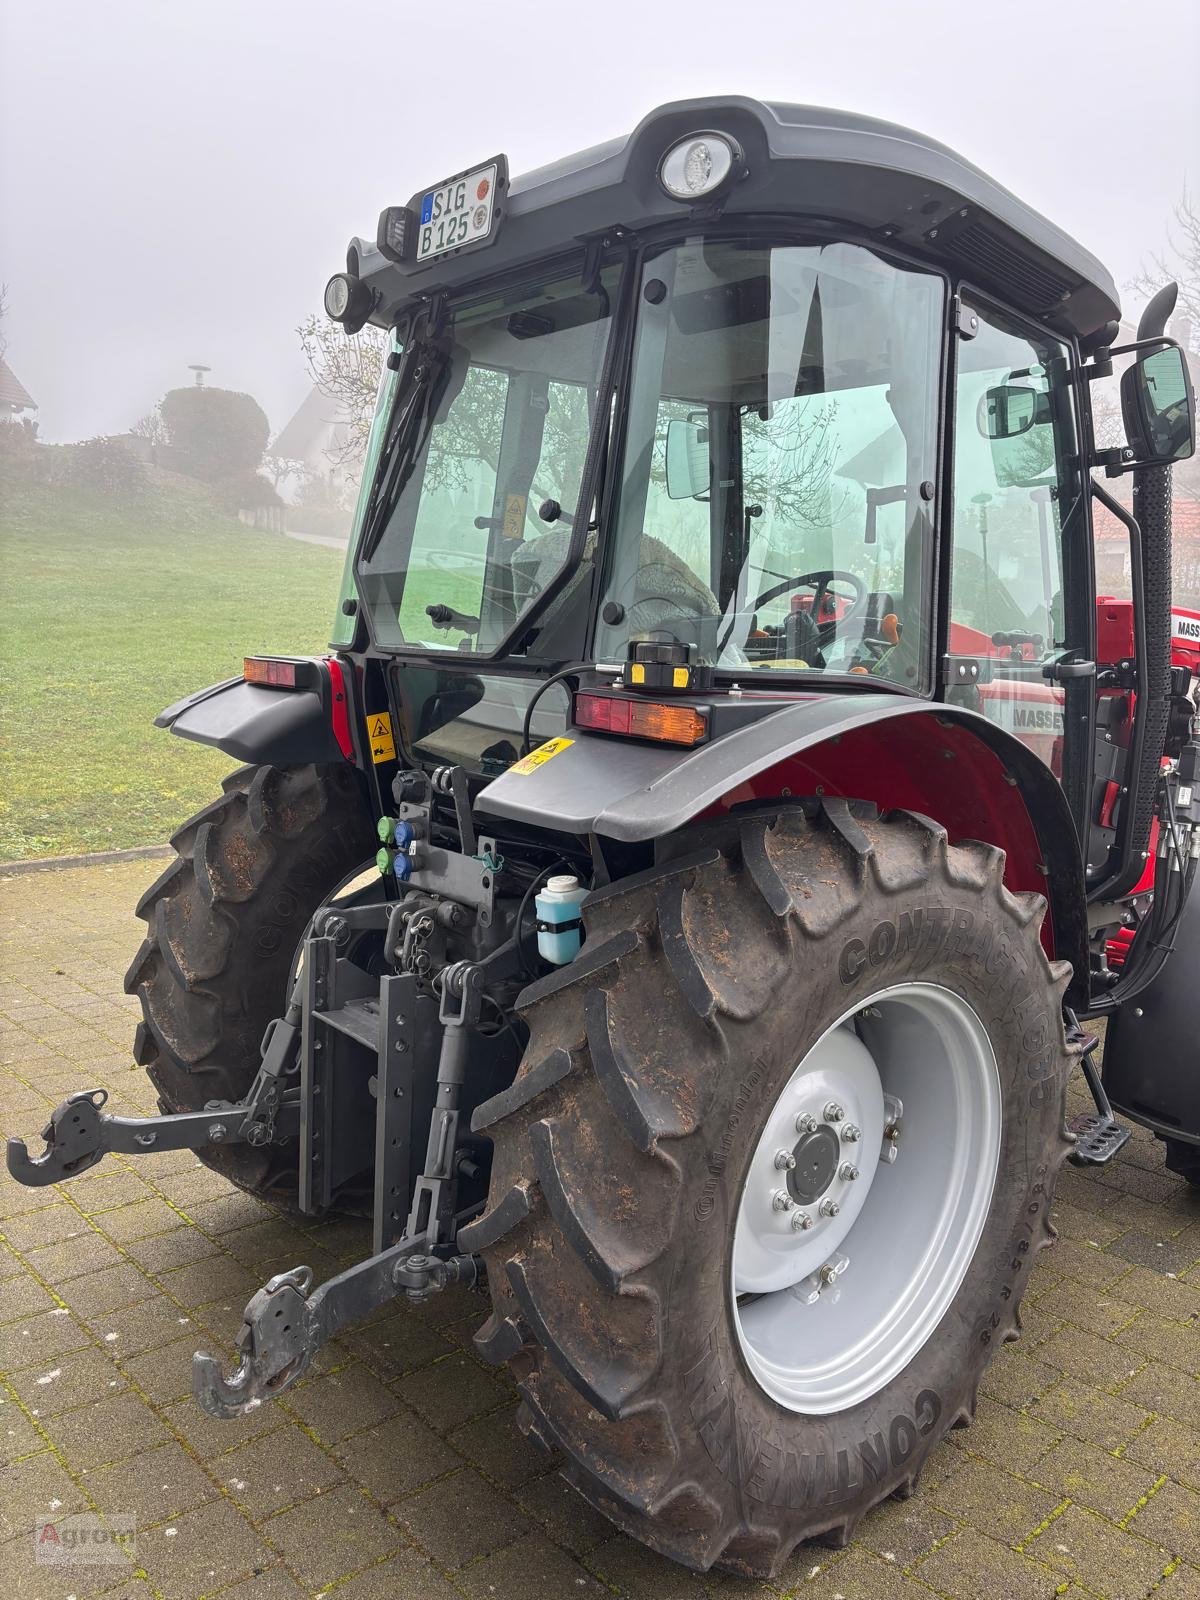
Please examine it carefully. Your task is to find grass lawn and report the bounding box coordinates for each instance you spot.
[0,479,347,860]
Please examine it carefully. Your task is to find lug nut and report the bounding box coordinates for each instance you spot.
[771,1190,794,1212]
[839,1163,859,1181]
[794,1112,818,1134]
[823,1101,844,1123]
[774,1149,797,1171]
[790,1210,814,1231]
[819,1198,840,1218]
[841,1123,861,1143]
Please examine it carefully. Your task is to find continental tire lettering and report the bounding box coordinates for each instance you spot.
[839,905,991,985]
[251,924,285,959]
[898,909,924,954]
[946,908,975,958]
[889,1413,917,1464]
[974,1164,1049,1347]
[839,938,868,984]
[859,1431,888,1484]
[916,1387,940,1436]
[869,920,897,964]
[695,1060,767,1220]
[686,1332,943,1508]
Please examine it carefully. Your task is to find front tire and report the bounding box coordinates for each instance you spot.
[125,763,375,1200]
[465,802,1078,1575]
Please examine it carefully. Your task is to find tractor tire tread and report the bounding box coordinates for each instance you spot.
[475,803,1074,1575]
[124,761,372,1200]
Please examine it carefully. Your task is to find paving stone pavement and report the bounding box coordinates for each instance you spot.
[4,857,1200,1598]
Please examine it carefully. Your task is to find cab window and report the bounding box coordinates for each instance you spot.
[949,301,1084,775]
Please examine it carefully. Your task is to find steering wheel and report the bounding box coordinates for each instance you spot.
[752,568,868,642]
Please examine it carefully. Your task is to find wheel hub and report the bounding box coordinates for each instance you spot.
[786,1125,840,1205]
[731,984,1001,1415]
[732,1026,885,1295]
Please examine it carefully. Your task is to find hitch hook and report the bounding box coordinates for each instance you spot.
[192,1266,315,1419]
[6,1090,111,1186]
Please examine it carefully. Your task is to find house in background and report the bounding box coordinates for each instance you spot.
[268,388,361,526]
[0,356,37,427]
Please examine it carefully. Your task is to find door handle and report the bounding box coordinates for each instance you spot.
[1042,656,1096,682]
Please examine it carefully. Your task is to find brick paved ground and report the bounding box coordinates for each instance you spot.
[4,858,1200,1599]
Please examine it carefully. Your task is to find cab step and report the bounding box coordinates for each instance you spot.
[1067,1109,1132,1166]
[1065,1008,1131,1167]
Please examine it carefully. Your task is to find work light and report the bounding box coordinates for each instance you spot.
[323,272,373,332]
[376,205,414,264]
[659,132,740,202]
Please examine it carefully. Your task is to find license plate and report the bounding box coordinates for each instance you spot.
[417,162,499,262]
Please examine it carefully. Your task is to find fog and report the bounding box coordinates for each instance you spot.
[2,0,1196,444]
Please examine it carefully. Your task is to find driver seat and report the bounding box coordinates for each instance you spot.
[783,601,823,666]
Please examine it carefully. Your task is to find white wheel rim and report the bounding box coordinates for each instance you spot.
[731,983,1001,1415]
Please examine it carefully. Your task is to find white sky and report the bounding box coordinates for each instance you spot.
[2,0,1197,442]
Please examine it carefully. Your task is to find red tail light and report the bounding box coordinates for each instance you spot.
[575,691,708,747]
[243,656,353,760]
[243,656,320,690]
[325,658,354,759]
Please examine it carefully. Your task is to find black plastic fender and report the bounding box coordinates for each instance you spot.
[155,664,352,768]
[1102,883,1200,1145]
[476,692,1089,999]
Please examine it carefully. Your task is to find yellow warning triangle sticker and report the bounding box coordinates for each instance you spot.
[366,711,396,764]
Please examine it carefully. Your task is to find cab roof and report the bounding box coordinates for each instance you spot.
[353,96,1120,343]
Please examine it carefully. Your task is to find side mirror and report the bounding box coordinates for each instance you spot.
[1120,341,1196,466]
[665,416,710,500]
[979,384,1049,440]
[980,383,1055,488]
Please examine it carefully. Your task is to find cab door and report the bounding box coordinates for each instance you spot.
[945,295,1093,831]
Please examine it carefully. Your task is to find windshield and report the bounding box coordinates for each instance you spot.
[595,240,944,686]
[357,261,618,653]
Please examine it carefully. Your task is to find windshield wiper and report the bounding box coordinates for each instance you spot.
[359,339,451,564]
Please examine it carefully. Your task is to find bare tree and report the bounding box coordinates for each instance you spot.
[742,400,842,529]
[131,405,168,449]
[1129,190,1200,345]
[263,451,308,491]
[297,315,387,466]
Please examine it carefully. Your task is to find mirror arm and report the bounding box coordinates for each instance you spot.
[1105,336,1178,360]
[1093,444,1139,478]
[1083,347,1114,382]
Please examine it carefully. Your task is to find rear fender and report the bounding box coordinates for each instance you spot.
[155,657,356,768]
[475,695,1087,999]
[710,710,1087,998]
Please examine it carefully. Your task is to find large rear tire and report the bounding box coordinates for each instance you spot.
[465,802,1078,1575]
[125,763,375,1201]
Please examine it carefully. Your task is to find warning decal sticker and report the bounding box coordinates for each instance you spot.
[509,736,573,775]
[503,494,526,538]
[367,712,397,764]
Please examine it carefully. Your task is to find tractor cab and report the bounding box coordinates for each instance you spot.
[322,105,1194,917]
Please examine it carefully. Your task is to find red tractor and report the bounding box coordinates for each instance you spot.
[7,99,1199,1573]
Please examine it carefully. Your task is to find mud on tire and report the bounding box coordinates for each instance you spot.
[125,763,374,1200]
[465,801,1079,1575]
